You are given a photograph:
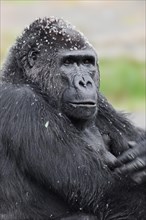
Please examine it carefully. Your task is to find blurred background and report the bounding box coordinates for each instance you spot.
[0,0,145,128]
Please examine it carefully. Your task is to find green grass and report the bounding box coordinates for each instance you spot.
[99,58,145,110]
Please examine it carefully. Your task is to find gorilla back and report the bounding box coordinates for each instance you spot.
[0,17,145,220]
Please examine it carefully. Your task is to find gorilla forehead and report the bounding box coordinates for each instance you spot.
[15,17,92,54]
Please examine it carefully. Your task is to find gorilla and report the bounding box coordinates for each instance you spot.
[0,17,146,220]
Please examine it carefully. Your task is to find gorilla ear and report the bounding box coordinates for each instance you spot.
[28,49,39,68]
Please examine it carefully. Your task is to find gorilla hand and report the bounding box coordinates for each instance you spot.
[114,140,146,184]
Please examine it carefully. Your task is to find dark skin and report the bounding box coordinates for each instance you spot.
[0,17,146,219]
[60,49,98,121]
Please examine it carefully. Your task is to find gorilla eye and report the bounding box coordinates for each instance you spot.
[84,59,90,64]
[63,58,74,65]
[83,57,95,65]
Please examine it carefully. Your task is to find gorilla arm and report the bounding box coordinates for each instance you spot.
[0,83,103,217]
[97,93,146,184]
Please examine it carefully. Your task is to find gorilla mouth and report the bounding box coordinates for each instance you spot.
[69,101,96,107]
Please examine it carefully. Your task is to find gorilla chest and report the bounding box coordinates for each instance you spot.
[82,128,105,153]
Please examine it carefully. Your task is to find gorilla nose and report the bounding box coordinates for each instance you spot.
[79,79,92,88]
[74,76,93,89]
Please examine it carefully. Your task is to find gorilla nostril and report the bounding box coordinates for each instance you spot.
[78,80,92,88]
[79,81,85,87]
[87,81,92,87]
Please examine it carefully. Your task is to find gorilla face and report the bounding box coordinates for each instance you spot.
[26,47,99,121]
[27,46,99,121]
[60,48,99,120]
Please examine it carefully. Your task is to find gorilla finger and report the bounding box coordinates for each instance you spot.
[115,158,146,175]
[129,140,146,154]
[111,159,123,169]
[128,141,136,148]
[117,141,146,166]
[104,151,118,169]
[132,170,146,184]
[116,148,139,164]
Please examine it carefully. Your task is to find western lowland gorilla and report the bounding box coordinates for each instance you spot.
[0,17,146,220]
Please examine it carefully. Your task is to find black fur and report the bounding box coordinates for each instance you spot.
[0,17,146,220]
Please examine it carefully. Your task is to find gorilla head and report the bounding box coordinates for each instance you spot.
[3,17,99,122]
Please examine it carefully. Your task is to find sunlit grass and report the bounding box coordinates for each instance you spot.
[100,58,145,110]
